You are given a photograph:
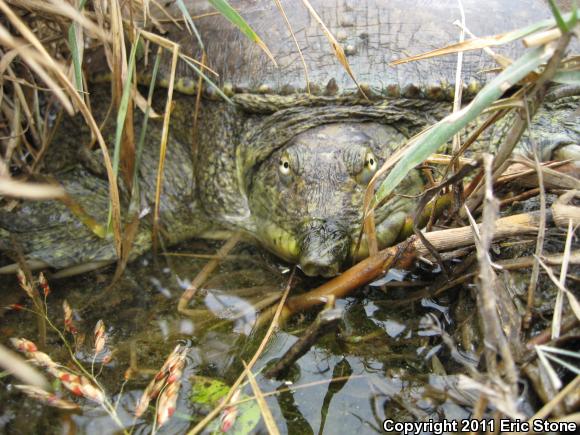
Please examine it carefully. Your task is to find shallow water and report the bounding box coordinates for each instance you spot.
[0,238,514,434]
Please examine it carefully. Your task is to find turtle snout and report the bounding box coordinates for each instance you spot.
[299,220,350,277]
[300,255,341,278]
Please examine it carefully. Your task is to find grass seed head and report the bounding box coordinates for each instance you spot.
[16,269,35,300]
[38,273,51,297]
[29,350,58,370]
[10,337,38,353]
[94,319,106,354]
[15,385,80,411]
[220,405,239,432]
[156,381,180,427]
[62,300,77,334]
[56,370,105,404]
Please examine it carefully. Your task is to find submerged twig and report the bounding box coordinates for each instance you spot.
[178,232,242,315]
[264,307,342,379]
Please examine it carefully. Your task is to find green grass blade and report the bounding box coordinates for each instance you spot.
[548,0,568,32]
[107,35,140,228]
[176,0,205,51]
[207,0,276,64]
[568,0,578,28]
[67,0,88,93]
[181,57,233,104]
[373,45,553,208]
[112,38,139,177]
[553,69,580,84]
[132,48,162,192]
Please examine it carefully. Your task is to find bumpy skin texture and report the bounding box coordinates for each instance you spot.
[0,113,208,270]
[1,0,579,276]
[247,123,423,276]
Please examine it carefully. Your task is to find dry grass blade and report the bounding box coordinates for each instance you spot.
[0,344,49,389]
[389,9,579,66]
[300,0,367,99]
[273,0,310,93]
[187,270,295,435]
[537,257,580,322]
[524,105,548,330]
[111,34,140,192]
[535,346,564,390]
[3,61,41,146]
[465,154,518,389]
[523,27,562,47]
[0,0,123,257]
[0,25,73,113]
[16,0,111,42]
[0,178,65,199]
[552,219,574,338]
[390,33,520,66]
[528,375,580,421]
[109,0,135,187]
[152,43,179,248]
[456,375,525,419]
[242,361,280,435]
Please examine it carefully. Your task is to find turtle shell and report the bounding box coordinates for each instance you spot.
[151,0,565,99]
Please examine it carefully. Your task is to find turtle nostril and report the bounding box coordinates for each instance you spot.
[300,258,340,277]
[299,220,349,277]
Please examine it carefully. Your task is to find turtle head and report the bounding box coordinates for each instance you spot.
[246,123,423,277]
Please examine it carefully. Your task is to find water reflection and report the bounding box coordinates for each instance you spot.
[0,238,472,434]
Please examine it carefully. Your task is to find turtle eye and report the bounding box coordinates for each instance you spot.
[279,157,291,175]
[356,151,378,184]
[278,153,292,184]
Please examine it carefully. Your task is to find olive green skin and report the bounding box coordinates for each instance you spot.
[1,0,579,276]
[248,123,423,276]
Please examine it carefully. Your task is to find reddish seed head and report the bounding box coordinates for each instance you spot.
[39,273,50,297]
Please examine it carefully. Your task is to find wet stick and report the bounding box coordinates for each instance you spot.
[270,211,546,323]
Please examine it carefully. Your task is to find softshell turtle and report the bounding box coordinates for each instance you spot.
[0,0,578,277]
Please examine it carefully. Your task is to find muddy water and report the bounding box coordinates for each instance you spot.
[1,238,486,434]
